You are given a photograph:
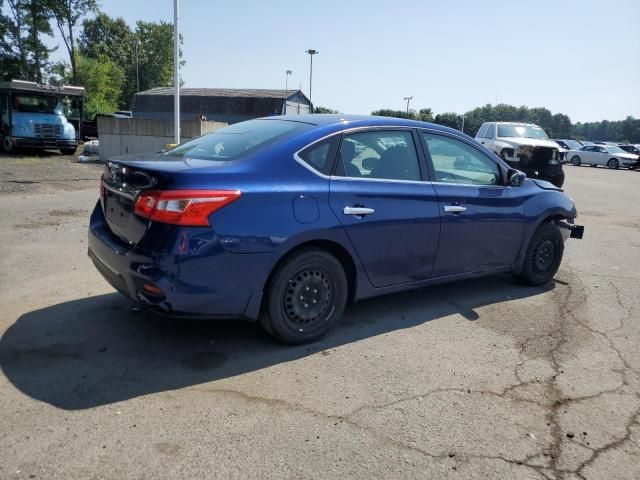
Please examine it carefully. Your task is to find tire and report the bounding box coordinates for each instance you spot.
[607,158,619,169]
[1,135,14,153]
[515,222,564,286]
[259,248,348,344]
[60,147,77,155]
[571,155,581,166]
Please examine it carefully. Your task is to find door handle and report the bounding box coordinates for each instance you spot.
[343,206,375,216]
[444,205,467,213]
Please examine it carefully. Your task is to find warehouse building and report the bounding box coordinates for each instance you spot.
[131,88,312,124]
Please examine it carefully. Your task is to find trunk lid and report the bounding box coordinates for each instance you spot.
[101,154,223,245]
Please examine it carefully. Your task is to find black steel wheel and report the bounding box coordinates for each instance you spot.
[515,222,564,286]
[260,248,348,344]
[1,135,14,153]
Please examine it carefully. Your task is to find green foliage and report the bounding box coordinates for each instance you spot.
[371,108,433,122]
[314,106,339,114]
[135,20,184,93]
[73,53,124,119]
[372,104,640,143]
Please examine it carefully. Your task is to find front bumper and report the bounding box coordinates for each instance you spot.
[87,202,272,320]
[12,136,78,149]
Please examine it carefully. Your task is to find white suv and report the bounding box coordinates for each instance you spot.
[475,122,564,187]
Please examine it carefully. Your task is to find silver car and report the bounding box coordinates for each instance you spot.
[566,145,639,169]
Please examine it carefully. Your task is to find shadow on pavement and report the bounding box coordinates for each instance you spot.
[0,275,553,410]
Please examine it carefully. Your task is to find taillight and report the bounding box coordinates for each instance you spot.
[133,190,241,226]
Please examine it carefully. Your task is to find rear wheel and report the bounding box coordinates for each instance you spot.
[260,248,348,344]
[607,158,619,169]
[571,155,581,166]
[515,222,564,286]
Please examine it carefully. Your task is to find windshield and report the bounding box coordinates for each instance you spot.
[563,140,582,149]
[497,124,549,140]
[12,94,61,114]
[604,146,625,154]
[164,119,313,161]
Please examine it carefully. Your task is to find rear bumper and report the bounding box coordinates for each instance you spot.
[12,136,78,149]
[87,202,272,320]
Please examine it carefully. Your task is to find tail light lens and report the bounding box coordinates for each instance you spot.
[133,189,241,226]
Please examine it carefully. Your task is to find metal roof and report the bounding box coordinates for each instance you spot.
[136,87,302,100]
[0,80,85,96]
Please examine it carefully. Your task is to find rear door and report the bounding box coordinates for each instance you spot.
[418,130,526,277]
[328,128,440,288]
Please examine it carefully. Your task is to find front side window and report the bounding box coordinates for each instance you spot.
[477,124,488,138]
[165,119,312,161]
[422,132,501,186]
[484,124,495,139]
[335,130,421,181]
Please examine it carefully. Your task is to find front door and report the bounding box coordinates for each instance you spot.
[328,129,440,288]
[419,130,526,277]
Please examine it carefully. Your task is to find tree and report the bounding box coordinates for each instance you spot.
[135,20,183,94]
[50,0,97,83]
[73,53,124,119]
[434,112,460,130]
[79,13,134,108]
[24,0,54,82]
[314,106,339,114]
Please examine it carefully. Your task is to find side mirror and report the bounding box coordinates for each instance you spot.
[508,169,526,187]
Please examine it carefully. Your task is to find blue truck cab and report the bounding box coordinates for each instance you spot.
[0,80,85,155]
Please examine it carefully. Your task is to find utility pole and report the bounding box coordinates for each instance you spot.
[306,49,318,112]
[403,96,413,116]
[134,37,140,93]
[460,115,466,133]
[173,0,180,144]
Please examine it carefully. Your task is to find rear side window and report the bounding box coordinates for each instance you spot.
[298,136,338,175]
[164,119,313,161]
[334,130,421,181]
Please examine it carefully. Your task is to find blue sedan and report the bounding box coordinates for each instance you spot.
[88,115,583,344]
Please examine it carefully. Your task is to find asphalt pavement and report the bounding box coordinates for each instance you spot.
[0,162,638,479]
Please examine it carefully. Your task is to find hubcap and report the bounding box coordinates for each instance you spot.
[283,269,332,325]
[533,238,556,274]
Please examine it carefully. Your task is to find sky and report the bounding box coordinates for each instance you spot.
[42,0,640,122]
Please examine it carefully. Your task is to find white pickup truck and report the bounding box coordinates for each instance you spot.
[475,122,565,187]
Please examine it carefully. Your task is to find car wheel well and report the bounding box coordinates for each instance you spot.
[264,240,357,304]
[541,214,567,226]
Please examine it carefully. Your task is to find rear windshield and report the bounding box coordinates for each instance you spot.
[563,140,582,149]
[497,124,549,140]
[164,119,312,161]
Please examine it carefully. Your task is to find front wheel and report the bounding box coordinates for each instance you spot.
[60,147,77,156]
[260,248,348,344]
[549,170,565,188]
[1,135,14,153]
[571,155,581,166]
[515,223,564,286]
[607,158,619,169]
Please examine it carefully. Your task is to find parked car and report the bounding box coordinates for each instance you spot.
[619,144,640,155]
[475,122,564,187]
[89,115,584,344]
[553,139,583,151]
[567,145,639,169]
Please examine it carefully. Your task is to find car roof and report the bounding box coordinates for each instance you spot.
[261,114,461,135]
[489,121,541,127]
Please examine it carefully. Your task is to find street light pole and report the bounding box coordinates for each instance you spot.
[134,37,140,93]
[460,115,466,133]
[403,96,413,116]
[285,69,292,92]
[173,0,180,144]
[306,49,318,112]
